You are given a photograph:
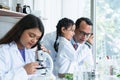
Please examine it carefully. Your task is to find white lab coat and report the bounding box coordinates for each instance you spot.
[76,41,94,72]
[55,37,78,76]
[42,31,94,75]
[55,37,94,76]
[0,41,35,80]
[41,31,57,62]
[41,31,57,75]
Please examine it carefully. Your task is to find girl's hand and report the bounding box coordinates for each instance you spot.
[24,62,39,74]
[40,44,51,54]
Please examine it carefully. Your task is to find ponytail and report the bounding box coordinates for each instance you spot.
[54,32,59,52]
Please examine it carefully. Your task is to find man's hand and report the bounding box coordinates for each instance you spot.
[87,34,94,45]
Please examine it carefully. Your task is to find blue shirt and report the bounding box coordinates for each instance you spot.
[18,49,25,62]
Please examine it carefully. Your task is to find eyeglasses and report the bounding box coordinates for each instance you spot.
[79,30,91,37]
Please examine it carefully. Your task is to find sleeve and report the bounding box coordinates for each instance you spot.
[57,43,76,74]
[85,46,94,67]
[85,41,92,49]
[57,51,75,74]
[41,32,56,49]
[0,46,28,80]
[41,33,51,49]
[41,32,57,62]
[57,53,71,73]
[0,68,28,80]
[78,46,94,71]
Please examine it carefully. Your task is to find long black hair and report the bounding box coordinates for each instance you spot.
[54,18,74,52]
[0,14,44,48]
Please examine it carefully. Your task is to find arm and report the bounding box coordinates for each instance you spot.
[40,44,50,53]
[78,46,94,71]
[56,39,76,77]
[0,46,39,80]
[85,33,94,48]
[57,51,76,79]
[0,49,28,80]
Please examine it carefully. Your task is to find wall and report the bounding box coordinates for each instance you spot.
[0,0,91,36]
[10,0,23,11]
[62,0,90,21]
[0,16,20,38]
[33,0,91,34]
[34,0,62,34]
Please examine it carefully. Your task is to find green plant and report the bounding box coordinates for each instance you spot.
[117,74,120,78]
[65,73,73,80]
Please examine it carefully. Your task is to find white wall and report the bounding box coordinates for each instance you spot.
[62,0,90,21]
[33,0,91,34]
[62,0,79,21]
[23,0,33,10]
[34,0,62,34]
[0,16,19,38]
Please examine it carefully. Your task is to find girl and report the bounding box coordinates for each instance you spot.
[54,18,77,78]
[0,14,44,80]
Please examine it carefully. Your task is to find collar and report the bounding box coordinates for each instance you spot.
[71,37,79,45]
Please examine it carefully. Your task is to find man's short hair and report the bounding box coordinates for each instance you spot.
[75,17,93,29]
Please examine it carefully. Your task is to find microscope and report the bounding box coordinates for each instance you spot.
[32,50,55,80]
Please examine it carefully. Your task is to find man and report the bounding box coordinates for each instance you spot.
[41,17,94,76]
[71,17,94,72]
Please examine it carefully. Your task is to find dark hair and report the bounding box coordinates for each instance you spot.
[0,14,44,48]
[75,17,93,29]
[54,18,74,52]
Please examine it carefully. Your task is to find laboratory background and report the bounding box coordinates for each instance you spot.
[0,0,120,80]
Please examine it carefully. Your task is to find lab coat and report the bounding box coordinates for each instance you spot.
[55,37,78,76]
[76,41,94,72]
[41,31,57,75]
[41,31,57,62]
[0,41,35,80]
[55,37,94,76]
[42,31,94,75]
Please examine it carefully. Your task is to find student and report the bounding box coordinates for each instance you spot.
[0,14,44,80]
[52,18,76,78]
[55,17,94,79]
[41,17,94,77]
[42,18,93,58]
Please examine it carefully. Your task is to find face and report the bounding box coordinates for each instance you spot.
[17,28,42,49]
[74,21,92,43]
[62,25,75,41]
